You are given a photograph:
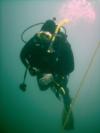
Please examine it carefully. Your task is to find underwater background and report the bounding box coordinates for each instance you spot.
[0,0,100,133]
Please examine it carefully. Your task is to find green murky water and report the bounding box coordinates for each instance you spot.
[1,0,100,133]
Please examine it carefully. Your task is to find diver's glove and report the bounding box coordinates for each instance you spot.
[29,66,39,76]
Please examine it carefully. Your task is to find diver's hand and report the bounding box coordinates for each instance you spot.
[29,66,39,76]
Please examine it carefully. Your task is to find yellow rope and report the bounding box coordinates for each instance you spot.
[61,42,100,132]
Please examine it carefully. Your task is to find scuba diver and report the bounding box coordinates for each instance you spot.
[20,18,74,130]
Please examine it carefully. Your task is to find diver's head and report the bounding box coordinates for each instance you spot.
[41,19,56,34]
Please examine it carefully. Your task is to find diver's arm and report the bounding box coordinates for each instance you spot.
[20,47,40,76]
[20,36,36,68]
[20,35,41,76]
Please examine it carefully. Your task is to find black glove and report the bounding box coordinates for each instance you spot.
[29,66,39,76]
